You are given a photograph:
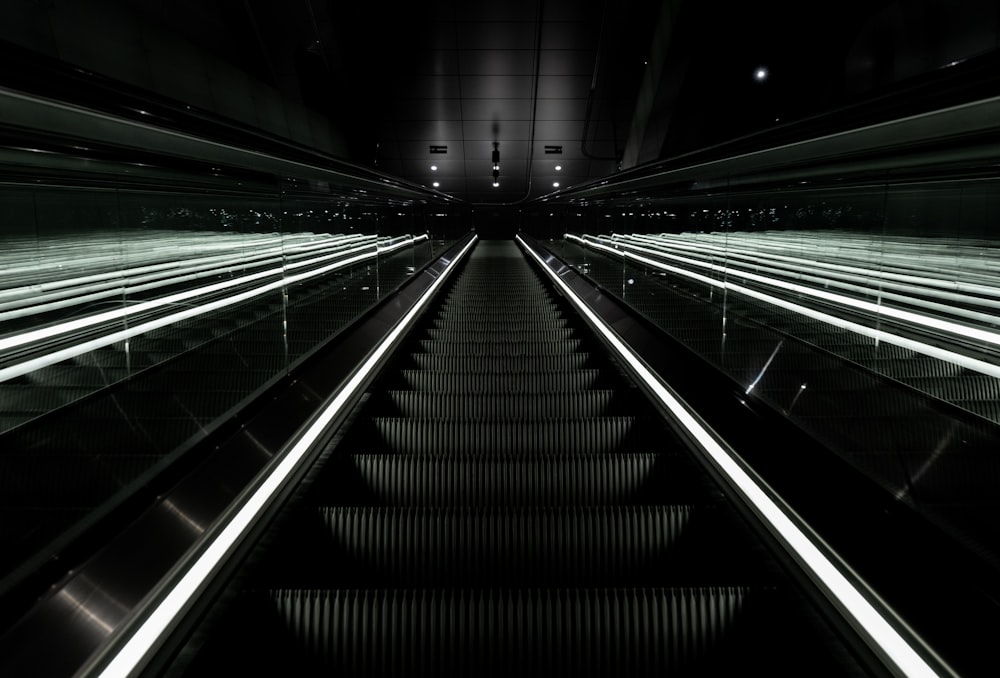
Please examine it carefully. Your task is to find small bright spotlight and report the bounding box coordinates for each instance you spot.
[432,181,440,187]
[555,165,562,171]
[492,181,500,188]
[430,165,438,171]
[553,182,560,188]
[754,67,769,82]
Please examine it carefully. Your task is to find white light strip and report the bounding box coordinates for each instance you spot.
[617,233,1000,319]
[0,234,427,384]
[96,235,476,678]
[585,234,1000,348]
[567,234,1000,379]
[518,235,945,678]
[0,232,368,298]
[0,235,379,320]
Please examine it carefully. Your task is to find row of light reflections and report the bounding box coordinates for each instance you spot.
[570,230,1000,381]
[0,229,425,384]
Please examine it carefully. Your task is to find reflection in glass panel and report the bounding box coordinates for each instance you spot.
[0,182,457,585]
[548,176,1000,568]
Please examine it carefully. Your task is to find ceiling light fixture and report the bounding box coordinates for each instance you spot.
[555,165,562,171]
[432,181,440,188]
[430,165,438,171]
[492,142,500,187]
[553,182,560,188]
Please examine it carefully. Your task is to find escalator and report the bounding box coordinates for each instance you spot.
[172,240,868,676]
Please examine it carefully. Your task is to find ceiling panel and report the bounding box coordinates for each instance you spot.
[406,50,461,76]
[533,120,585,141]
[454,1,540,22]
[538,50,596,76]
[533,98,587,121]
[456,22,540,51]
[396,140,466,158]
[411,21,461,49]
[395,75,462,99]
[461,98,533,121]
[400,158,465,176]
[459,75,535,99]
[392,120,464,141]
[471,139,530,160]
[532,157,575,172]
[393,99,464,120]
[459,49,535,75]
[528,139,582,158]
[542,22,599,50]
[464,120,531,141]
[536,75,592,99]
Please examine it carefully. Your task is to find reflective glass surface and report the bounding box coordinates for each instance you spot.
[0,181,459,585]
[528,174,1000,569]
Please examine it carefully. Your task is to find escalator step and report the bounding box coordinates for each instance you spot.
[318,505,694,584]
[409,353,592,372]
[266,586,757,677]
[400,370,602,392]
[340,452,674,505]
[432,318,568,330]
[373,417,636,454]
[416,339,583,355]
[387,391,615,418]
[423,328,576,342]
[440,305,558,313]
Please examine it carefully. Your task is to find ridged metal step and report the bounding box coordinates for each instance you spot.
[266,586,759,677]
[373,417,637,454]
[318,505,694,584]
[387,391,615,418]
[409,353,592,372]
[423,328,577,342]
[399,369,602,393]
[432,317,569,330]
[416,338,583,355]
[339,452,682,506]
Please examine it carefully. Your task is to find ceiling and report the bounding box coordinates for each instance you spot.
[317,0,660,204]
[126,0,1000,205]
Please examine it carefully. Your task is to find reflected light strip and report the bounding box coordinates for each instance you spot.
[0,235,427,384]
[519,236,945,678]
[746,339,783,395]
[95,235,476,678]
[0,234,383,320]
[0,239,376,351]
[0,232,370,296]
[589,235,1000,347]
[619,234,1000,318]
[568,234,1000,379]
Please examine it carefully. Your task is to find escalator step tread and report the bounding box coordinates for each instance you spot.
[409,353,592,372]
[423,328,576,341]
[387,390,615,418]
[265,586,761,676]
[373,417,637,454]
[416,339,583,355]
[317,505,694,583]
[399,370,602,392]
[334,451,696,505]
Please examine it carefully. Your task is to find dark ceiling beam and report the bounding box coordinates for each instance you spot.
[619,0,683,169]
